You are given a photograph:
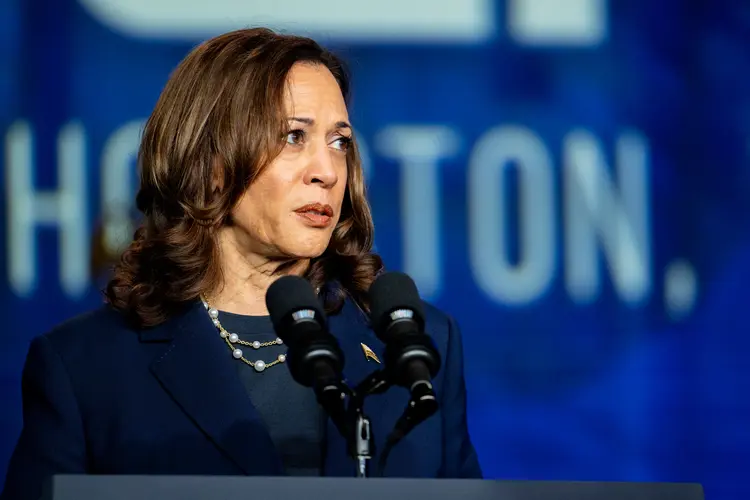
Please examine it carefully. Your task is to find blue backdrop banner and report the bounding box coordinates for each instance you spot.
[1,0,749,498]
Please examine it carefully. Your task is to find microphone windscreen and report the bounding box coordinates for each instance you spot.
[369,272,425,335]
[265,275,325,332]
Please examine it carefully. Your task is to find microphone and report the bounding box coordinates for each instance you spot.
[266,276,349,436]
[368,272,441,475]
[369,271,441,396]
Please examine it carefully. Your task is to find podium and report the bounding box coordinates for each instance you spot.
[41,475,704,500]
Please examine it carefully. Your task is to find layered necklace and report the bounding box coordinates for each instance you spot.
[200,288,319,373]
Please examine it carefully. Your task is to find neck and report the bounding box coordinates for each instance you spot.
[208,232,310,316]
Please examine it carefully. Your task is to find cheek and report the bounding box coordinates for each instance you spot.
[248,172,294,213]
[232,183,283,232]
[231,196,262,233]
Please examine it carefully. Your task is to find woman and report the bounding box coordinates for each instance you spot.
[1,27,481,500]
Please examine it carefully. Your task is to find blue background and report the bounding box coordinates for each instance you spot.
[1,0,749,499]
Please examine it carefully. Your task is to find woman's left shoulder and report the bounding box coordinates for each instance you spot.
[420,301,461,345]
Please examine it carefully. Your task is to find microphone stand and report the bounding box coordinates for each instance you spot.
[304,359,438,478]
[346,370,392,477]
[315,368,439,478]
[353,408,372,477]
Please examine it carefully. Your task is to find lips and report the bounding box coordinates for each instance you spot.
[294,203,334,228]
[294,203,334,217]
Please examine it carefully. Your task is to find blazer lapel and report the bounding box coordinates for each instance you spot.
[328,299,383,389]
[147,302,283,476]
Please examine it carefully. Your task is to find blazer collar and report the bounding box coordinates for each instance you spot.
[147,301,283,475]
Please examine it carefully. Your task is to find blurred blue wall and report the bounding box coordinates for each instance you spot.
[1,0,749,498]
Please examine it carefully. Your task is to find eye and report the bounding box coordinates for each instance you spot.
[331,136,352,152]
[286,129,305,145]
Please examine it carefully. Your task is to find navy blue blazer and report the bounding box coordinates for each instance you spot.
[1,297,481,500]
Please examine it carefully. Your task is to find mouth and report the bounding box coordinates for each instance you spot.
[294,203,334,228]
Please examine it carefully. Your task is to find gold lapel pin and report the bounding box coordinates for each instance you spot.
[360,343,381,364]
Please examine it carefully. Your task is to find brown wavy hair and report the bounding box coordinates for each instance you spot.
[105,27,383,328]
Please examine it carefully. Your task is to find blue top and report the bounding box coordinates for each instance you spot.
[0,296,482,500]
[218,311,324,476]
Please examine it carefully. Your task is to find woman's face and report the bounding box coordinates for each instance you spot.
[226,62,351,263]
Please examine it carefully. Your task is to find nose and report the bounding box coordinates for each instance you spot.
[303,141,339,188]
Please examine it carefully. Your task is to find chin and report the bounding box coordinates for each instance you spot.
[281,236,332,260]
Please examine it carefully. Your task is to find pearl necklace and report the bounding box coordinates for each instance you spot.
[200,287,320,373]
[201,296,286,373]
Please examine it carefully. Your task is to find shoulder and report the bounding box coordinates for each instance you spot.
[23,304,176,401]
[421,301,459,340]
[33,304,139,365]
[15,306,141,402]
[44,304,132,342]
[420,302,471,404]
[420,301,466,365]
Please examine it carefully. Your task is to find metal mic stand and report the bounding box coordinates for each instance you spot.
[324,369,437,477]
[353,408,373,477]
[347,370,392,478]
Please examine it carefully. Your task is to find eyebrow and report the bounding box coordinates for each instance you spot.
[288,116,352,131]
